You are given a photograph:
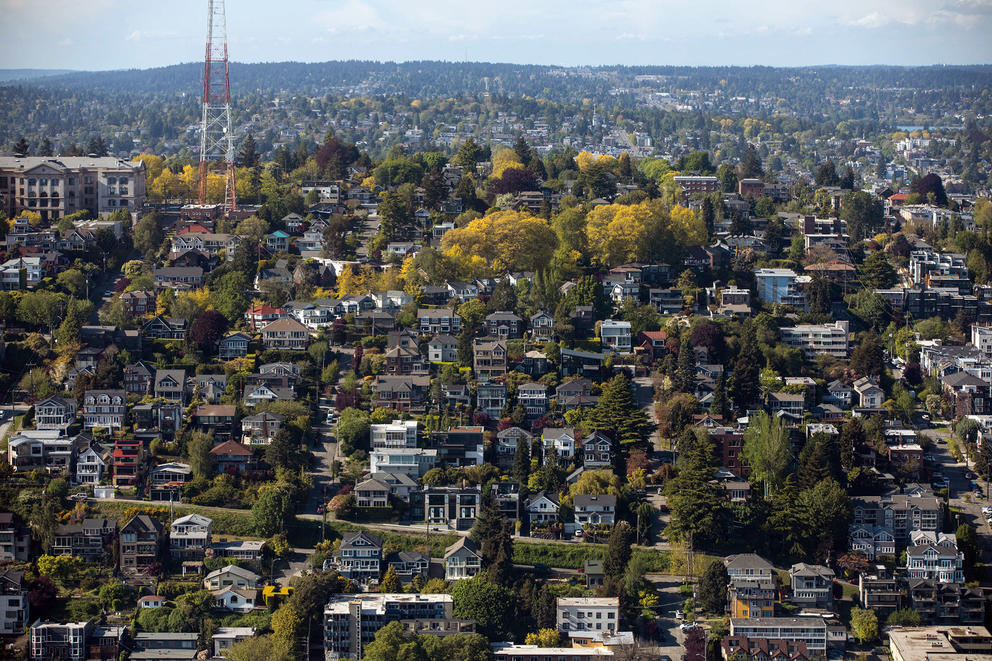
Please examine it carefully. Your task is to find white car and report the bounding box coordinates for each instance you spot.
[680,622,700,633]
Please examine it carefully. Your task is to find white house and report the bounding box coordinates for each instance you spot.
[75,444,106,486]
[170,513,212,559]
[599,320,632,353]
[211,586,257,613]
[573,494,616,531]
[525,492,560,525]
[34,396,76,431]
[444,537,482,581]
[370,420,418,449]
[853,377,884,408]
[542,428,578,464]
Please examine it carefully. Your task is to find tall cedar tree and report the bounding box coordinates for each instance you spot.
[676,336,697,394]
[729,321,761,412]
[709,373,730,420]
[512,438,530,495]
[603,520,634,580]
[697,560,729,614]
[587,374,653,473]
[471,497,505,568]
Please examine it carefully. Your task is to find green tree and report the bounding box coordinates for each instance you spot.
[98,582,127,612]
[587,373,653,451]
[252,486,293,537]
[603,520,634,580]
[850,607,878,645]
[665,431,727,544]
[226,635,293,661]
[860,252,897,289]
[186,432,215,479]
[729,321,761,411]
[697,560,729,614]
[956,522,979,578]
[800,478,851,561]
[133,212,163,257]
[451,573,513,640]
[709,373,730,420]
[886,609,922,627]
[676,336,697,394]
[742,411,791,498]
[379,564,401,593]
[842,191,884,241]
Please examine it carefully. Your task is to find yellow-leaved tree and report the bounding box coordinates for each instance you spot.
[669,204,707,246]
[134,154,165,181]
[575,151,597,171]
[585,202,652,267]
[492,147,524,178]
[440,210,557,276]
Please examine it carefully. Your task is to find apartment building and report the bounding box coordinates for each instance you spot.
[779,321,850,358]
[754,268,808,310]
[600,320,632,353]
[728,617,830,654]
[0,156,146,221]
[851,494,943,544]
[0,513,31,561]
[673,175,720,194]
[29,620,91,661]
[324,594,466,659]
[556,597,620,633]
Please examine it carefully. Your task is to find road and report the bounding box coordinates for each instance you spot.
[919,426,992,566]
[634,375,662,451]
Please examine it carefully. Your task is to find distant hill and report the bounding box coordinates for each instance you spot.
[0,69,77,83]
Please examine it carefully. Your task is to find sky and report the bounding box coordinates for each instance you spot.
[1,0,992,71]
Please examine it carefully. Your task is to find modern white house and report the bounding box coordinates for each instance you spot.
[371,420,418,449]
[444,537,482,581]
[599,320,632,353]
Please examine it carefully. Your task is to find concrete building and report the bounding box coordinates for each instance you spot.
[779,321,849,358]
[0,156,146,221]
[324,593,469,659]
[754,268,807,310]
[556,597,620,633]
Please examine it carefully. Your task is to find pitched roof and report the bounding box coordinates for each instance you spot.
[209,440,253,456]
[444,536,480,559]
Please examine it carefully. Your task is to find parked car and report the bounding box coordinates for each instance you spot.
[680,622,700,632]
[326,410,336,425]
[674,610,685,621]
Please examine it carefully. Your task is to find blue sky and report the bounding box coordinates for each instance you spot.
[1,0,991,70]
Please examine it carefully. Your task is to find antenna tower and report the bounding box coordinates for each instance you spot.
[198,0,237,210]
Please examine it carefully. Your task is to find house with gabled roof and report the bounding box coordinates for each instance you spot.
[261,317,310,350]
[336,531,383,582]
[444,537,481,581]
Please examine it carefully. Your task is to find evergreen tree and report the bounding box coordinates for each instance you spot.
[806,276,832,314]
[709,373,729,420]
[587,374,653,470]
[729,321,761,412]
[512,436,530,488]
[379,565,401,593]
[701,197,715,237]
[665,432,727,544]
[471,497,506,571]
[676,337,697,394]
[237,133,260,168]
[603,521,634,580]
[13,137,29,156]
[38,138,53,157]
[697,560,729,614]
[740,145,763,179]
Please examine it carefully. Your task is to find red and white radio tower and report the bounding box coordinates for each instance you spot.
[197,0,237,211]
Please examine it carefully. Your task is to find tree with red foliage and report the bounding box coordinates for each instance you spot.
[683,625,706,661]
[836,551,869,578]
[689,320,726,362]
[314,137,359,178]
[29,576,58,613]
[473,412,490,426]
[190,309,228,352]
[490,167,538,195]
[912,172,948,207]
[626,447,651,475]
[353,344,364,375]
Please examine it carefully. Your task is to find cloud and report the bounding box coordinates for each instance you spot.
[125,29,180,42]
[315,0,384,33]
